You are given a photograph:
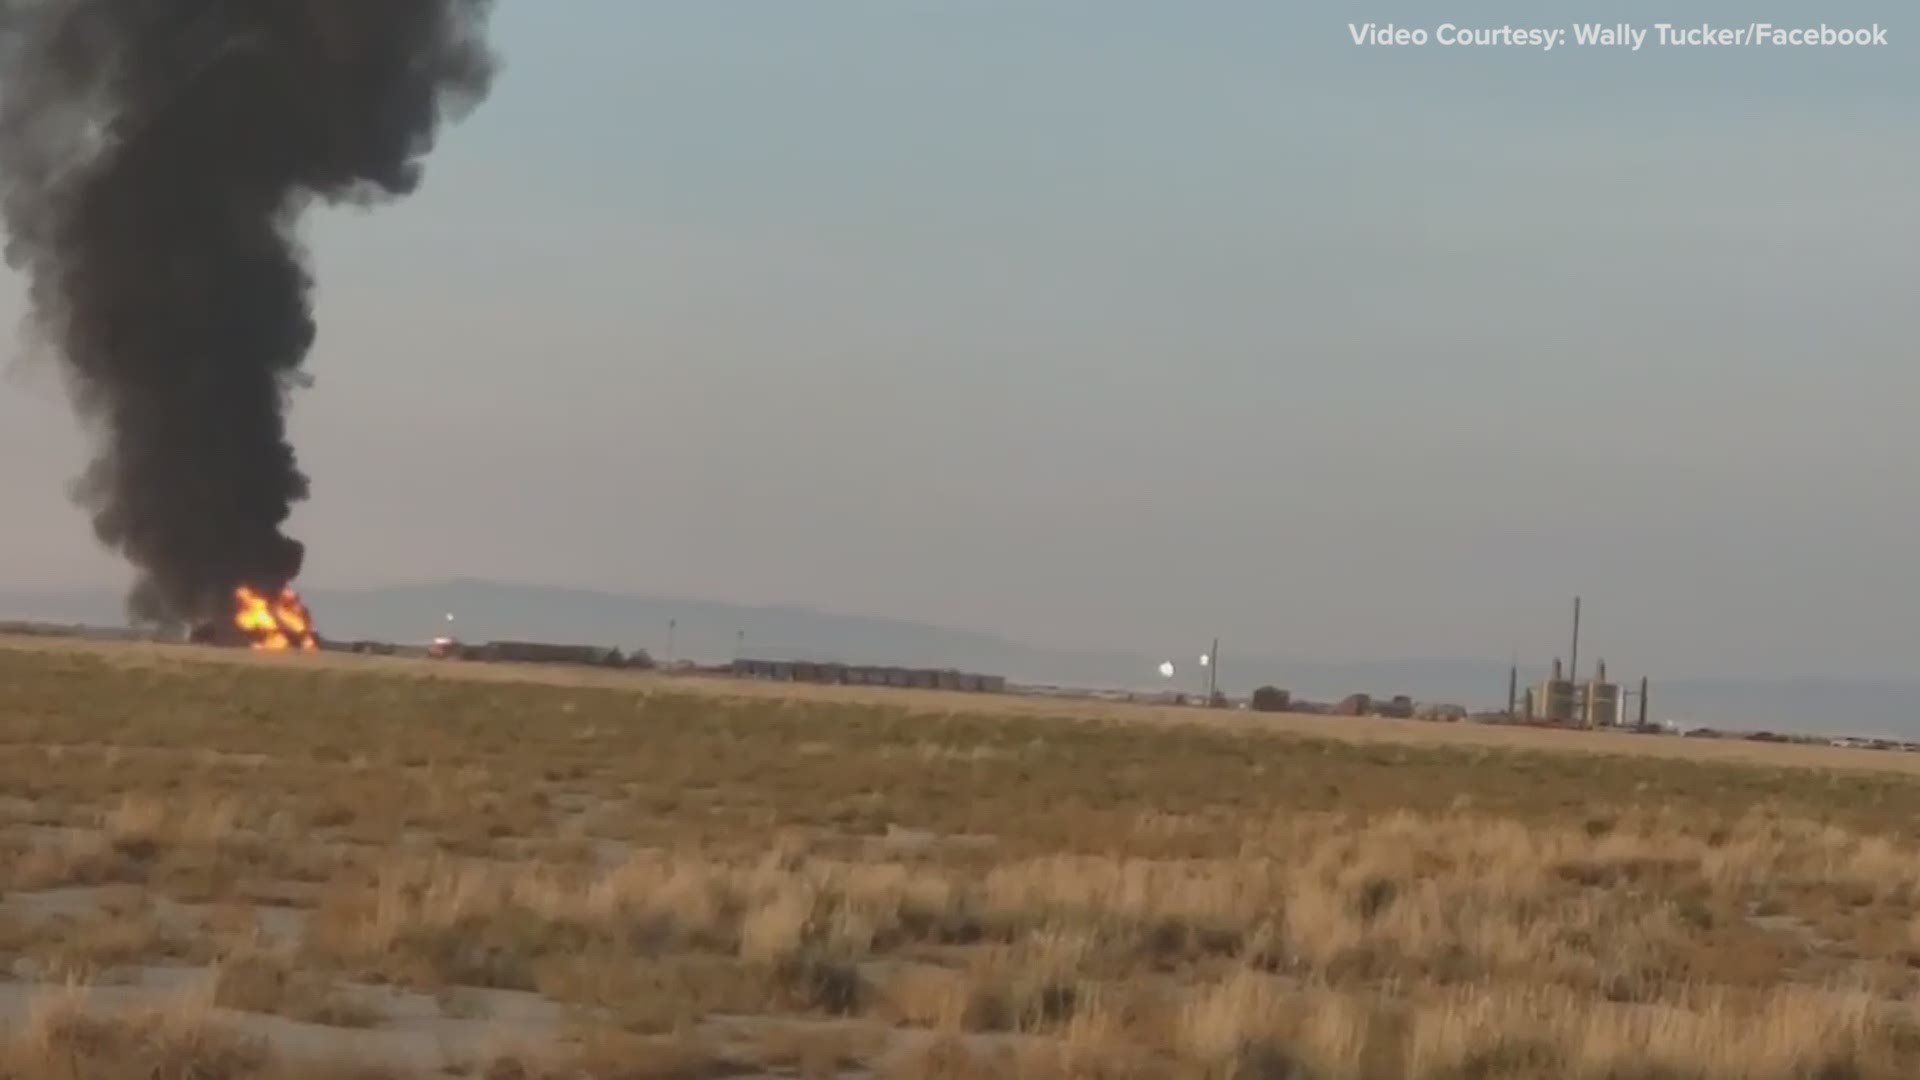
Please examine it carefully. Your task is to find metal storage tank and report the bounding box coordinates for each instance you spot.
[1537,658,1576,723]
[1585,661,1620,728]
[1538,680,1576,722]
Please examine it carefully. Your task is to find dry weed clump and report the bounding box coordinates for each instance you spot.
[102,792,245,856]
[3,791,263,895]
[877,1034,1155,1080]
[304,848,958,988]
[1177,968,1294,1064]
[738,879,819,965]
[212,947,385,1028]
[474,1028,739,1080]
[1404,982,1894,1079]
[1158,973,1905,1079]
[6,829,131,891]
[301,855,589,989]
[301,853,868,1017]
[10,898,193,983]
[0,981,271,1080]
[740,1021,890,1075]
[877,964,974,1031]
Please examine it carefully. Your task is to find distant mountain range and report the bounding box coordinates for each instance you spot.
[4,578,1915,739]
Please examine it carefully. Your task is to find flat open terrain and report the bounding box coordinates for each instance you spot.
[5,637,1920,1078]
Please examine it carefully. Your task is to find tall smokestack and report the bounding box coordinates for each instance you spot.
[1569,596,1581,684]
[0,0,497,627]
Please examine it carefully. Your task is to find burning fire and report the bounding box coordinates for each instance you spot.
[232,586,319,651]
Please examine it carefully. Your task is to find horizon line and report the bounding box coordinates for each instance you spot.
[3,577,1916,690]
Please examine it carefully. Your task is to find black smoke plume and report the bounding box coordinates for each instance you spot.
[0,0,495,626]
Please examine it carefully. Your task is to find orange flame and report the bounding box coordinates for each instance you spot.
[233,586,319,652]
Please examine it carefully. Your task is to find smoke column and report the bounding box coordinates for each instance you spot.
[0,0,495,626]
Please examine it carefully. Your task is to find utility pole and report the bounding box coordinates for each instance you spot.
[1506,656,1518,718]
[734,629,745,663]
[1207,637,1220,706]
[1569,596,1582,685]
[1638,675,1649,727]
[667,618,676,667]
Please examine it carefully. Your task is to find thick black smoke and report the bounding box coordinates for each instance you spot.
[0,0,495,626]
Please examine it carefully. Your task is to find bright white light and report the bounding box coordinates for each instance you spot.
[1199,654,1211,667]
[1158,661,1175,679]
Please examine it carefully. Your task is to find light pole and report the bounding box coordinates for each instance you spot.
[667,618,676,667]
[1204,637,1220,705]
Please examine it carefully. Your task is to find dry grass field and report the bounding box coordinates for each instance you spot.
[5,637,1920,1078]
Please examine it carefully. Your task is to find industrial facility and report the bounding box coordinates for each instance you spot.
[731,657,1006,693]
[1511,598,1652,729]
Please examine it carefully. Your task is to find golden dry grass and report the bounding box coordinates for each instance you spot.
[210,947,385,1029]
[1,981,277,1080]
[7,630,1918,776]
[7,639,1920,1077]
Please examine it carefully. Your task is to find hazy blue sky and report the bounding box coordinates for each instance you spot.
[2,2,1914,680]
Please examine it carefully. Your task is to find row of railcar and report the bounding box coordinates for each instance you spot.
[731,658,1005,693]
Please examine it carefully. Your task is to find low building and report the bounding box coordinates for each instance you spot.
[1377,695,1415,719]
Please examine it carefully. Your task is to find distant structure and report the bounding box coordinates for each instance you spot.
[1377,694,1415,719]
[1334,693,1373,717]
[1537,658,1577,724]
[1249,685,1291,713]
[445,640,636,668]
[1517,600,1650,729]
[1619,673,1652,729]
[1316,691,1452,721]
[1585,660,1621,728]
[730,658,1005,694]
[1569,596,1582,684]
